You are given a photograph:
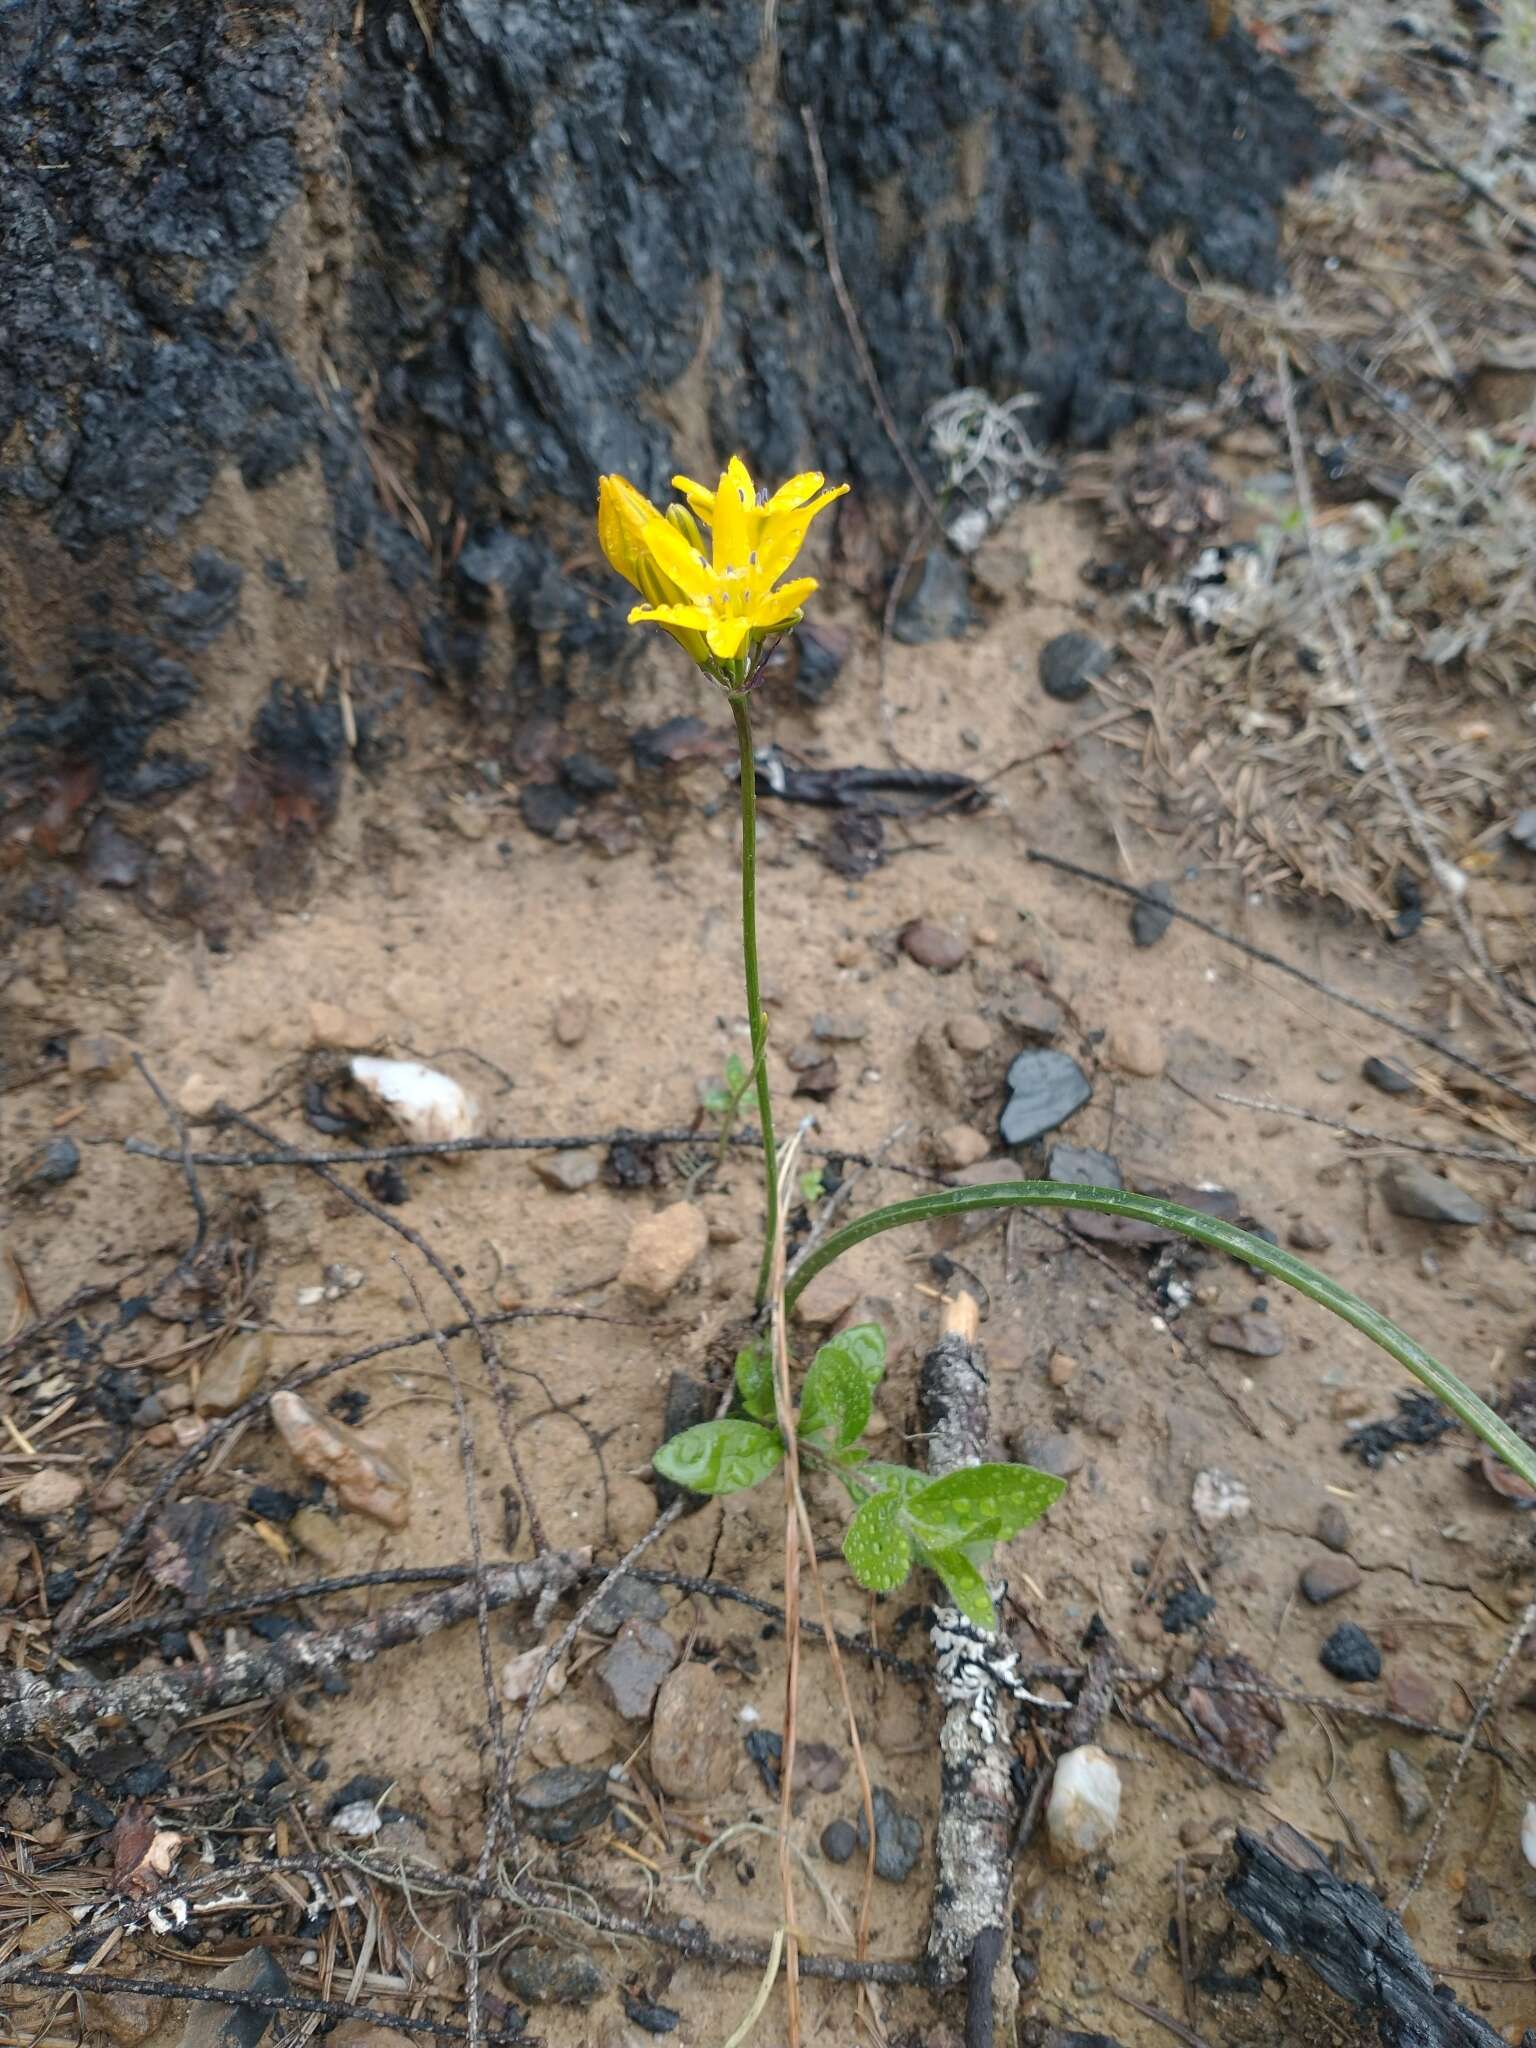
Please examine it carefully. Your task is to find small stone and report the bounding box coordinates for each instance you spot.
[0,1537,28,1607]
[68,1032,131,1081]
[820,1818,857,1864]
[7,1136,81,1194]
[1300,1556,1362,1604]
[288,1507,344,1566]
[1379,1161,1485,1227]
[589,1575,669,1636]
[793,1055,840,1099]
[900,919,969,972]
[945,1012,994,1056]
[1331,1388,1371,1420]
[649,1663,738,1801]
[1288,1218,1333,1251]
[1130,881,1175,948]
[1315,1502,1351,1552]
[501,1645,566,1703]
[1104,1018,1166,1077]
[1385,1748,1432,1829]
[176,1947,290,2048]
[84,1991,166,2045]
[892,546,972,644]
[1046,1745,1122,1865]
[513,1767,612,1844]
[306,1000,382,1050]
[1209,1313,1284,1359]
[195,1335,271,1416]
[1510,806,1536,851]
[1001,986,1064,1041]
[553,996,591,1047]
[855,1785,923,1881]
[1467,1916,1530,1967]
[1046,1142,1122,1188]
[1191,1468,1250,1530]
[1387,1669,1440,1723]
[1458,1873,1494,1924]
[1039,630,1111,703]
[520,783,579,839]
[1362,1056,1414,1096]
[450,795,492,840]
[932,1123,991,1171]
[533,1151,599,1192]
[1319,1622,1381,1683]
[82,817,148,891]
[1010,1430,1085,1480]
[999,1049,1092,1146]
[1047,1348,1080,1388]
[500,1948,604,2007]
[16,1468,85,1519]
[619,1203,708,1305]
[792,1267,862,1331]
[1500,1206,1536,1234]
[811,1012,867,1043]
[795,1741,848,1795]
[269,1392,410,1528]
[595,1617,677,1720]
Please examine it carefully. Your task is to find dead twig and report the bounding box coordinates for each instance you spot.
[1398,1593,1536,1907]
[1,1967,528,2046]
[0,1552,588,1744]
[1217,1091,1536,1166]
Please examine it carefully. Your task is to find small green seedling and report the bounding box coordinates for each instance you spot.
[652,1326,1063,1630]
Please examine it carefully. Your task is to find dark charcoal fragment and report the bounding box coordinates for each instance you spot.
[744,1727,782,1795]
[1130,880,1176,947]
[1319,1622,1381,1683]
[1161,1584,1216,1635]
[1344,1393,1456,1468]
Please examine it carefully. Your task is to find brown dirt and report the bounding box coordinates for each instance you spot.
[5,485,1535,2047]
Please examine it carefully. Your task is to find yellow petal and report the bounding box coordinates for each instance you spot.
[705,616,751,659]
[627,601,711,629]
[671,474,717,524]
[641,517,720,599]
[711,456,756,576]
[751,577,818,628]
[757,483,848,584]
[597,474,663,592]
[764,471,825,513]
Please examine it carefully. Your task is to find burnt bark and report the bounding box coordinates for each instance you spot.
[2,0,1329,920]
[1227,1827,1510,2048]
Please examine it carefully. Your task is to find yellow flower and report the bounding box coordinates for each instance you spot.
[596,457,847,672]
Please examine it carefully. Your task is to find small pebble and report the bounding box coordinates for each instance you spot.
[1362,1055,1414,1096]
[945,1013,993,1056]
[1047,1348,1079,1388]
[552,996,591,1047]
[1287,1218,1333,1252]
[932,1123,990,1171]
[1379,1160,1485,1227]
[533,1151,599,1193]
[1208,1312,1284,1359]
[1046,1142,1121,1188]
[1104,1017,1166,1078]
[16,1468,85,1519]
[1386,1668,1440,1724]
[1299,1556,1362,1605]
[1315,1502,1351,1552]
[820,1819,857,1865]
[899,920,969,973]
[1010,1430,1084,1480]
[1386,1747,1432,1830]
[811,1012,867,1043]
[1319,1622,1381,1683]
[1046,1745,1121,1864]
[999,1049,1092,1146]
[1130,881,1175,948]
[854,1785,923,1881]
[1038,630,1111,703]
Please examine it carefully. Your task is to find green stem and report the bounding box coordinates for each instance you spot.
[783,1181,1536,1495]
[729,691,778,1305]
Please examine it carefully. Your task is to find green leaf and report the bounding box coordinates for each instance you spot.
[843,1493,911,1593]
[652,1419,783,1496]
[907,1463,1065,1544]
[797,1343,871,1449]
[823,1323,886,1394]
[702,1087,730,1116]
[724,1052,747,1091]
[922,1543,996,1631]
[798,1166,826,1205]
[733,1339,776,1424]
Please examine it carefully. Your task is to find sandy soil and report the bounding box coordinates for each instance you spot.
[4,495,1535,2047]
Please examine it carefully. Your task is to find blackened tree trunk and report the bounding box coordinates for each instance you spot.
[1,0,1327,918]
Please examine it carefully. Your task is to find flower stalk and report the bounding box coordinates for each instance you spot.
[729,688,779,1304]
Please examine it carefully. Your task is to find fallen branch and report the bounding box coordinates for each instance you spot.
[919,1288,1015,2048]
[0,1552,587,1745]
[1227,1826,1508,2048]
